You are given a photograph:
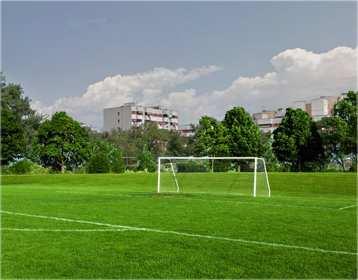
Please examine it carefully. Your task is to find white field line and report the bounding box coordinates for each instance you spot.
[1,228,133,232]
[2,210,357,256]
[338,204,357,210]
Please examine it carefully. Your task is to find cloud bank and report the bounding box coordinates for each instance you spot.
[33,46,357,129]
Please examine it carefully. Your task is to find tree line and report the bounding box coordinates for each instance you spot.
[1,76,356,174]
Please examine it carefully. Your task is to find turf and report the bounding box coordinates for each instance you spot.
[1,172,357,279]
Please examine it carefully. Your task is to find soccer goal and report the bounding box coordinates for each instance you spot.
[157,157,271,197]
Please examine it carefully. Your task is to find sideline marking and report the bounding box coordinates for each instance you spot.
[2,210,357,256]
[1,227,133,232]
[339,204,357,210]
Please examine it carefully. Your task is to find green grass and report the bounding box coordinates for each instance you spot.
[1,172,357,279]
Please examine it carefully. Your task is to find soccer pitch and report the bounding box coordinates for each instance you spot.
[1,173,357,279]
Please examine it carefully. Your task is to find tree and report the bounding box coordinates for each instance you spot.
[1,81,42,165]
[272,108,323,171]
[140,122,169,157]
[137,145,156,172]
[87,152,110,173]
[333,91,357,160]
[86,139,125,173]
[167,131,185,156]
[108,146,125,173]
[222,107,262,157]
[37,112,89,172]
[102,123,171,159]
[259,132,281,171]
[317,116,349,170]
[194,116,229,156]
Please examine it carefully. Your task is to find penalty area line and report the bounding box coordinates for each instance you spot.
[338,204,357,210]
[1,210,357,256]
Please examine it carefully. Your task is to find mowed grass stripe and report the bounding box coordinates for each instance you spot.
[2,227,134,232]
[6,188,352,211]
[2,210,357,256]
[2,173,356,278]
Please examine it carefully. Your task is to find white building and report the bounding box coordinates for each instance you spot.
[179,124,195,137]
[253,95,342,133]
[103,103,179,131]
[293,96,340,121]
[252,109,285,133]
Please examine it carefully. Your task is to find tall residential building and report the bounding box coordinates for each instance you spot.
[179,124,195,137]
[103,103,179,131]
[252,109,285,133]
[293,96,340,121]
[253,95,342,133]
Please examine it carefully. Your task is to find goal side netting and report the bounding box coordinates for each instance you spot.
[157,157,271,197]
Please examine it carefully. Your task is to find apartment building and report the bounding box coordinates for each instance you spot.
[103,103,179,131]
[252,109,285,133]
[253,95,342,133]
[179,124,195,137]
[293,96,340,121]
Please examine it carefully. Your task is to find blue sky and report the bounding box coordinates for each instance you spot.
[2,1,357,128]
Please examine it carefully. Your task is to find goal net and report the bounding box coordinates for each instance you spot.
[157,157,271,197]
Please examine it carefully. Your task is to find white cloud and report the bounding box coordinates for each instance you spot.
[32,65,221,128]
[208,46,357,116]
[33,46,357,129]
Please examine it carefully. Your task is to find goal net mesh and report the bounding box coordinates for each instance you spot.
[158,158,270,197]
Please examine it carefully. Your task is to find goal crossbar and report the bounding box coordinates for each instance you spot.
[159,156,263,160]
[157,156,271,197]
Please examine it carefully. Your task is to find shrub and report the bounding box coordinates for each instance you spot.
[87,152,110,173]
[9,159,33,174]
[1,166,10,175]
[6,159,49,175]
[176,161,209,172]
[109,149,125,173]
[29,162,49,174]
[137,146,156,172]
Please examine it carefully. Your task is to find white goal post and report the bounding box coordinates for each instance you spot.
[157,156,271,197]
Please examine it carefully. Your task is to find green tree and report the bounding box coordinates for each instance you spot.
[273,108,323,171]
[37,112,89,172]
[137,145,156,172]
[194,116,229,156]
[1,82,42,165]
[333,91,357,160]
[108,147,125,173]
[103,123,170,159]
[317,116,350,171]
[167,131,185,156]
[86,139,125,173]
[260,132,281,171]
[223,107,262,156]
[87,152,110,173]
[140,122,169,157]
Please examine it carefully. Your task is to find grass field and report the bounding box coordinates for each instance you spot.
[1,172,357,278]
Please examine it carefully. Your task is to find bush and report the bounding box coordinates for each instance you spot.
[6,159,49,174]
[9,159,33,174]
[86,140,125,174]
[29,162,49,174]
[176,161,209,172]
[137,146,156,172]
[109,149,125,173]
[87,152,110,173]
[1,166,10,175]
